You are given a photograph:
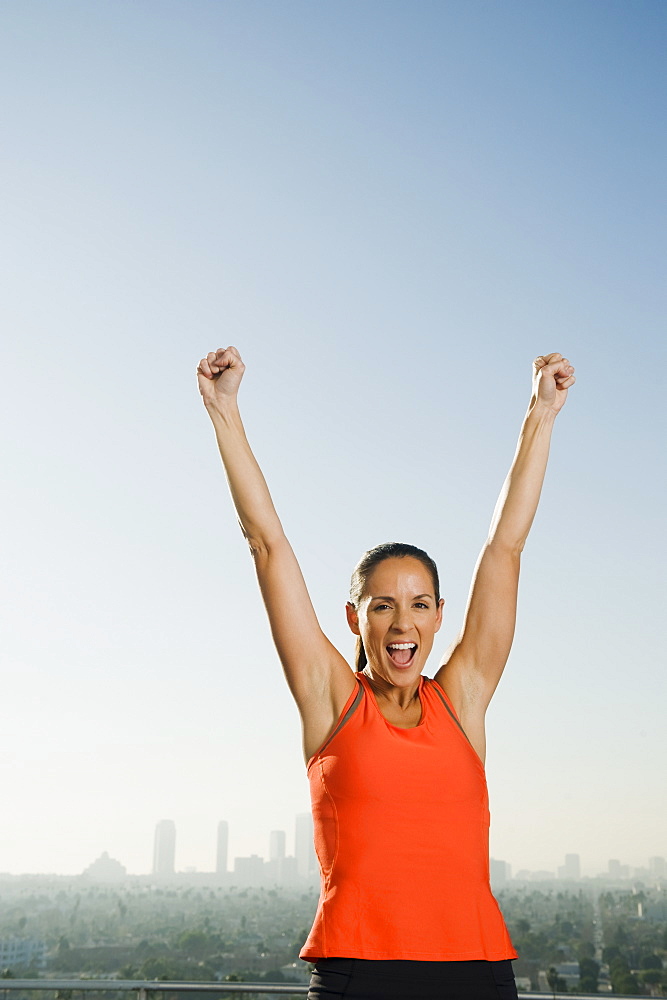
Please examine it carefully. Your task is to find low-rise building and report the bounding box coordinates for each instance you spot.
[0,937,46,970]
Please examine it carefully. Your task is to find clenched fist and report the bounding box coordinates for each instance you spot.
[197,346,246,410]
[532,353,576,414]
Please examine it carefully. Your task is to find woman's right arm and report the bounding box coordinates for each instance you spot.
[197,347,356,759]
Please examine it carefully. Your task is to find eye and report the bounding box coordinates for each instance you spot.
[414,602,429,609]
[372,603,391,611]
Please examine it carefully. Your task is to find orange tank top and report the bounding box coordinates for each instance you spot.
[300,673,517,962]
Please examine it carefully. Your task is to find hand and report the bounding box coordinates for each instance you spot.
[532,353,576,414]
[197,346,246,409]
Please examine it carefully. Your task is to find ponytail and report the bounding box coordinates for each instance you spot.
[355,636,367,672]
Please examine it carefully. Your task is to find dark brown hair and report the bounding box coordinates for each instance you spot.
[349,542,440,671]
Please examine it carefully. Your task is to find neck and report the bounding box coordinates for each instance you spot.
[362,667,422,710]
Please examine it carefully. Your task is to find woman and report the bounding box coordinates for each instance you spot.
[197,347,575,1000]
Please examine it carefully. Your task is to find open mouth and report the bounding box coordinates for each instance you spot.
[386,642,417,668]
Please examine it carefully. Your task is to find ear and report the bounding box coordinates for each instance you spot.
[434,597,445,633]
[345,601,360,635]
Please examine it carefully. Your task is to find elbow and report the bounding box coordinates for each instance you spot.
[241,527,268,561]
[487,536,524,560]
[241,521,286,561]
[512,537,527,556]
[238,518,265,558]
[247,537,268,560]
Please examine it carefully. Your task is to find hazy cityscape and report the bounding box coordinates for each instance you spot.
[26,816,663,891]
[3,815,664,890]
[1,837,666,996]
[3,820,665,994]
[0,812,667,888]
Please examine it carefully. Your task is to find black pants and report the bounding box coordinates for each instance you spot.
[307,958,518,1000]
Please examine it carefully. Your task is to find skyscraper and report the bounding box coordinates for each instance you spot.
[490,858,511,887]
[269,829,286,862]
[153,819,176,876]
[216,820,229,874]
[649,856,666,879]
[557,853,581,880]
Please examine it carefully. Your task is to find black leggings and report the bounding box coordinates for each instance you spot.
[307,958,518,1000]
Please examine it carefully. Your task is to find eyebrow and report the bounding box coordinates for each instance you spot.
[370,594,433,601]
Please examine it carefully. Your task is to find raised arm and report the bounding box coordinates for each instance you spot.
[435,353,576,761]
[197,347,355,760]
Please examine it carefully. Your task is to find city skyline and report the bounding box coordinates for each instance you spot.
[3,814,664,884]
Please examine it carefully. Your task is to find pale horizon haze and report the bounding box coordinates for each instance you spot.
[1,0,665,880]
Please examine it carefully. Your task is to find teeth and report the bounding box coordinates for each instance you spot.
[387,643,417,649]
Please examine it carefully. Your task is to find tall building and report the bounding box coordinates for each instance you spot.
[295,812,317,879]
[490,859,511,887]
[153,819,176,876]
[269,829,286,861]
[558,853,581,880]
[216,820,229,874]
[649,856,666,879]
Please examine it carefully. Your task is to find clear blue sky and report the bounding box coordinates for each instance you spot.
[1,0,665,876]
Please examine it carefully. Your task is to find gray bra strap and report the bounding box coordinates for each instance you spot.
[430,680,474,748]
[316,679,364,756]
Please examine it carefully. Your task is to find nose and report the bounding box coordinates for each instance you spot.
[391,607,413,633]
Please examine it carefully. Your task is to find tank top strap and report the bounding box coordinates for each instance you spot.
[425,676,476,750]
[308,676,365,764]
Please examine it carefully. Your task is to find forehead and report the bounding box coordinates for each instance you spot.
[364,557,435,598]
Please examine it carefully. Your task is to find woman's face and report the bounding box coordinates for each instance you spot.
[346,556,444,687]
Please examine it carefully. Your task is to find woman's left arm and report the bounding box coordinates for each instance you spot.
[435,353,575,747]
